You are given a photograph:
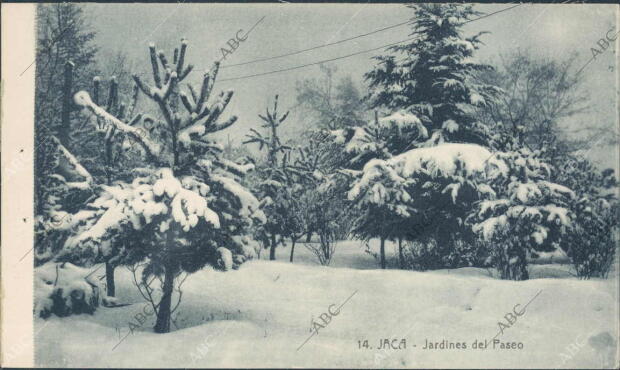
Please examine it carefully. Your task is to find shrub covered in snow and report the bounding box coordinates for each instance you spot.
[567,197,618,278]
[555,155,619,279]
[35,262,100,318]
[289,131,353,265]
[468,149,575,280]
[349,143,500,269]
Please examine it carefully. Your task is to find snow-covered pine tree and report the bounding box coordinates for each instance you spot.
[347,155,414,269]
[66,40,264,333]
[468,148,574,280]
[243,95,296,260]
[329,111,391,170]
[364,3,499,152]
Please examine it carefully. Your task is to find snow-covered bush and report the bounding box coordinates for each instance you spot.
[349,143,499,269]
[555,155,619,279]
[567,197,618,278]
[35,262,100,318]
[293,132,355,265]
[468,149,575,280]
[403,238,491,271]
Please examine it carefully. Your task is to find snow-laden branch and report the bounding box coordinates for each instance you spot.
[178,90,235,144]
[54,135,94,188]
[74,91,161,162]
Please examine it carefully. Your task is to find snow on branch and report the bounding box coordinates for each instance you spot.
[52,135,94,190]
[178,89,235,144]
[74,91,161,162]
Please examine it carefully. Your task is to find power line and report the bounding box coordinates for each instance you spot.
[221,19,411,68]
[219,3,523,83]
[219,37,416,82]
[460,3,522,25]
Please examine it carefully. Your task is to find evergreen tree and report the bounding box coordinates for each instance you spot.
[348,143,495,270]
[64,40,264,333]
[35,3,98,148]
[364,3,499,152]
[555,156,618,278]
[34,3,98,244]
[244,95,294,260]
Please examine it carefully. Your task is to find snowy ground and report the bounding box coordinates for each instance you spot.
[35,241,619,368]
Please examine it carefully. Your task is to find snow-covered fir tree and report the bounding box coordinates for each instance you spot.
[64,40,264,333]
[35,135,95,265]
[364,3,499,152]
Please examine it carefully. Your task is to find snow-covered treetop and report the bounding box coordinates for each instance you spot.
[364,3,498,150]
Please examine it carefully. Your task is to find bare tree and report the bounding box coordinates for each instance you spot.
[295,64,367,130]
[477,50,592,162]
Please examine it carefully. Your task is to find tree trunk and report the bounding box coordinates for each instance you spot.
[498,242,529,281]
[154,263,175,333]
[305,231,312,243]
[380,237,386,269]
[289,239,296,262]
[321,233,330,262]
[398,237,404,269]
[60,61,73,149]
[105,262,115,297]
[269,234,276,261]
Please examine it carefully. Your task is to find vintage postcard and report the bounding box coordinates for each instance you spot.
[1,1,619,368]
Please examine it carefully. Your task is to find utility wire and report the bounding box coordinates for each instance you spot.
[221,19,412,68]
[219,3,522,82]
[219,37,416,82]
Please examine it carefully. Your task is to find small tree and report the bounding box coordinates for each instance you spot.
[291,132,352,266]
[79,74,143,298]
[348,156,413,269]
[66,40,264,333]
[244,95,294,260]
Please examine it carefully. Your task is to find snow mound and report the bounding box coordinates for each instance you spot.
[35,263,100,318]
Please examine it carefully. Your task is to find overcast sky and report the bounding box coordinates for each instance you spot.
[82,3,618,169]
